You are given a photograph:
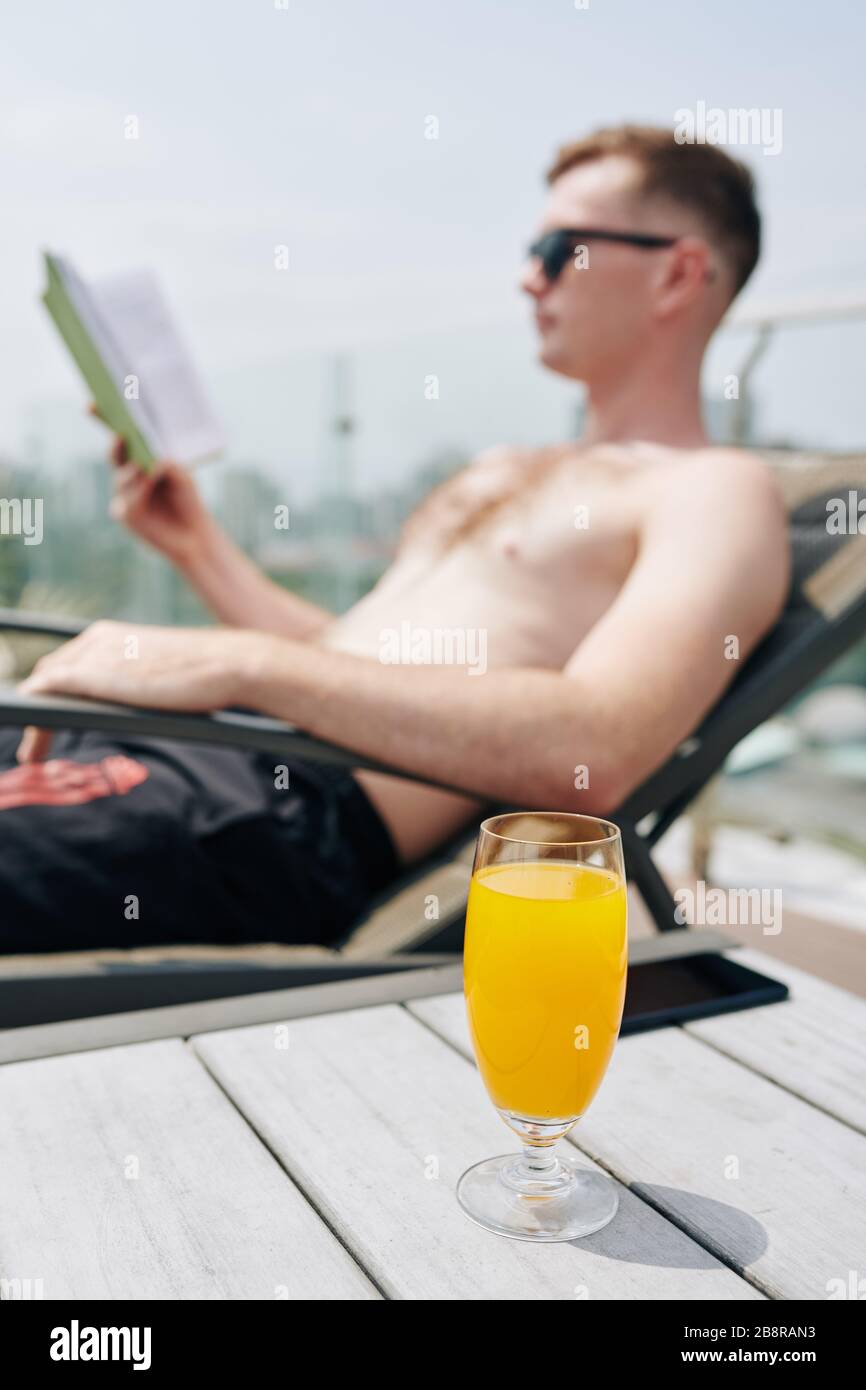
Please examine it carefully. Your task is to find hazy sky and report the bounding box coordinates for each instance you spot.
[2,0,865,497]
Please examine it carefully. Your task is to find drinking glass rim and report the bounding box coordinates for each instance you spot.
[479,811,621,847]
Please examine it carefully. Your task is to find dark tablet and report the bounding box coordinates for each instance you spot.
[621,951,789,1035]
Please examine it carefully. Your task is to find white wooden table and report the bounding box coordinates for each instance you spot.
[1,946,864,1301]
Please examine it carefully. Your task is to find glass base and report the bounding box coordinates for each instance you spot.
[457,1150,619,1243]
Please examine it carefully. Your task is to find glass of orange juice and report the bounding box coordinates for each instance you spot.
[458,811,627,1242]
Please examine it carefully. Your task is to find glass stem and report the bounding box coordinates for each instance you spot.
[519,1141,559,1177]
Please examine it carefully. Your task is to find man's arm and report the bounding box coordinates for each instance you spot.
[177,517,334,640]
[558,451,791,803]
[21,453,789,810]
[103,430,334,641]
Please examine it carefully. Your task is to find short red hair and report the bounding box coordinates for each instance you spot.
[547,124,761,296]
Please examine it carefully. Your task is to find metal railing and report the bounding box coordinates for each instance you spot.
[724,290,866,443]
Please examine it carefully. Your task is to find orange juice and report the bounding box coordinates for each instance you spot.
[464,860,627,1120]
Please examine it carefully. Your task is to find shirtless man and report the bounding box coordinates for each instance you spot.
[5,125,789,952]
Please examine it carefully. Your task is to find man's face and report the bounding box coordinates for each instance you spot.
[521,155,682,383]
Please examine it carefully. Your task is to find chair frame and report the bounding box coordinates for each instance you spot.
[2,577,866,954]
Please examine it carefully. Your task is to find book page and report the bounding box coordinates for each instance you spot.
[50,255,162,452]
[90,268,225,466]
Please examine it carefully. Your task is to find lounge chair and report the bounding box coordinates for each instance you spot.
[0,448,864,1023]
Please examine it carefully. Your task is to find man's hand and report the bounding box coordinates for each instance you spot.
[109,453,215,567]
[92,404,215,569]
[16,621,266,763]
[92,406,332,641]
[110,455,214,569]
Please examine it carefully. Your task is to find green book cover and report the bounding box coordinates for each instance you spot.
[41,252,157,471]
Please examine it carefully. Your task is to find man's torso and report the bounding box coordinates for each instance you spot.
[316,440,744,861]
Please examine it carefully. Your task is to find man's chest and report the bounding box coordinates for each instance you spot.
[415,447,644,591]
[346,448,651,673]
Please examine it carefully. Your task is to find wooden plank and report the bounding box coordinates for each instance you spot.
[0,943,337,976]
[0,1039,377,1300]
[0,933,733,1068]
[408,992,866,1299]
[192,1005,762,1301]
[0,939,739,1067]
[684,948,866,1134]
[0,961,463,1066]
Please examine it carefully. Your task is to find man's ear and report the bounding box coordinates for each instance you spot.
[652,236,713,319]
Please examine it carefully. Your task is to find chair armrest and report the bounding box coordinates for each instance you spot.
[0,608,88,640]
[0,685,456,787]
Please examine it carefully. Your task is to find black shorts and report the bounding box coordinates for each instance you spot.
[0,727,399,955]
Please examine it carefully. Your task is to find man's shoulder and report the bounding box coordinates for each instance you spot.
[680,444,783,493]
[644,444,787,526]
[466,442,568,474]
[644,444,790,628]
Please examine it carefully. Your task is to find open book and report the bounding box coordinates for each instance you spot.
[42,251,226,470]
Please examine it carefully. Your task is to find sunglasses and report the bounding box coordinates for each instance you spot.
[527,227,679,282]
